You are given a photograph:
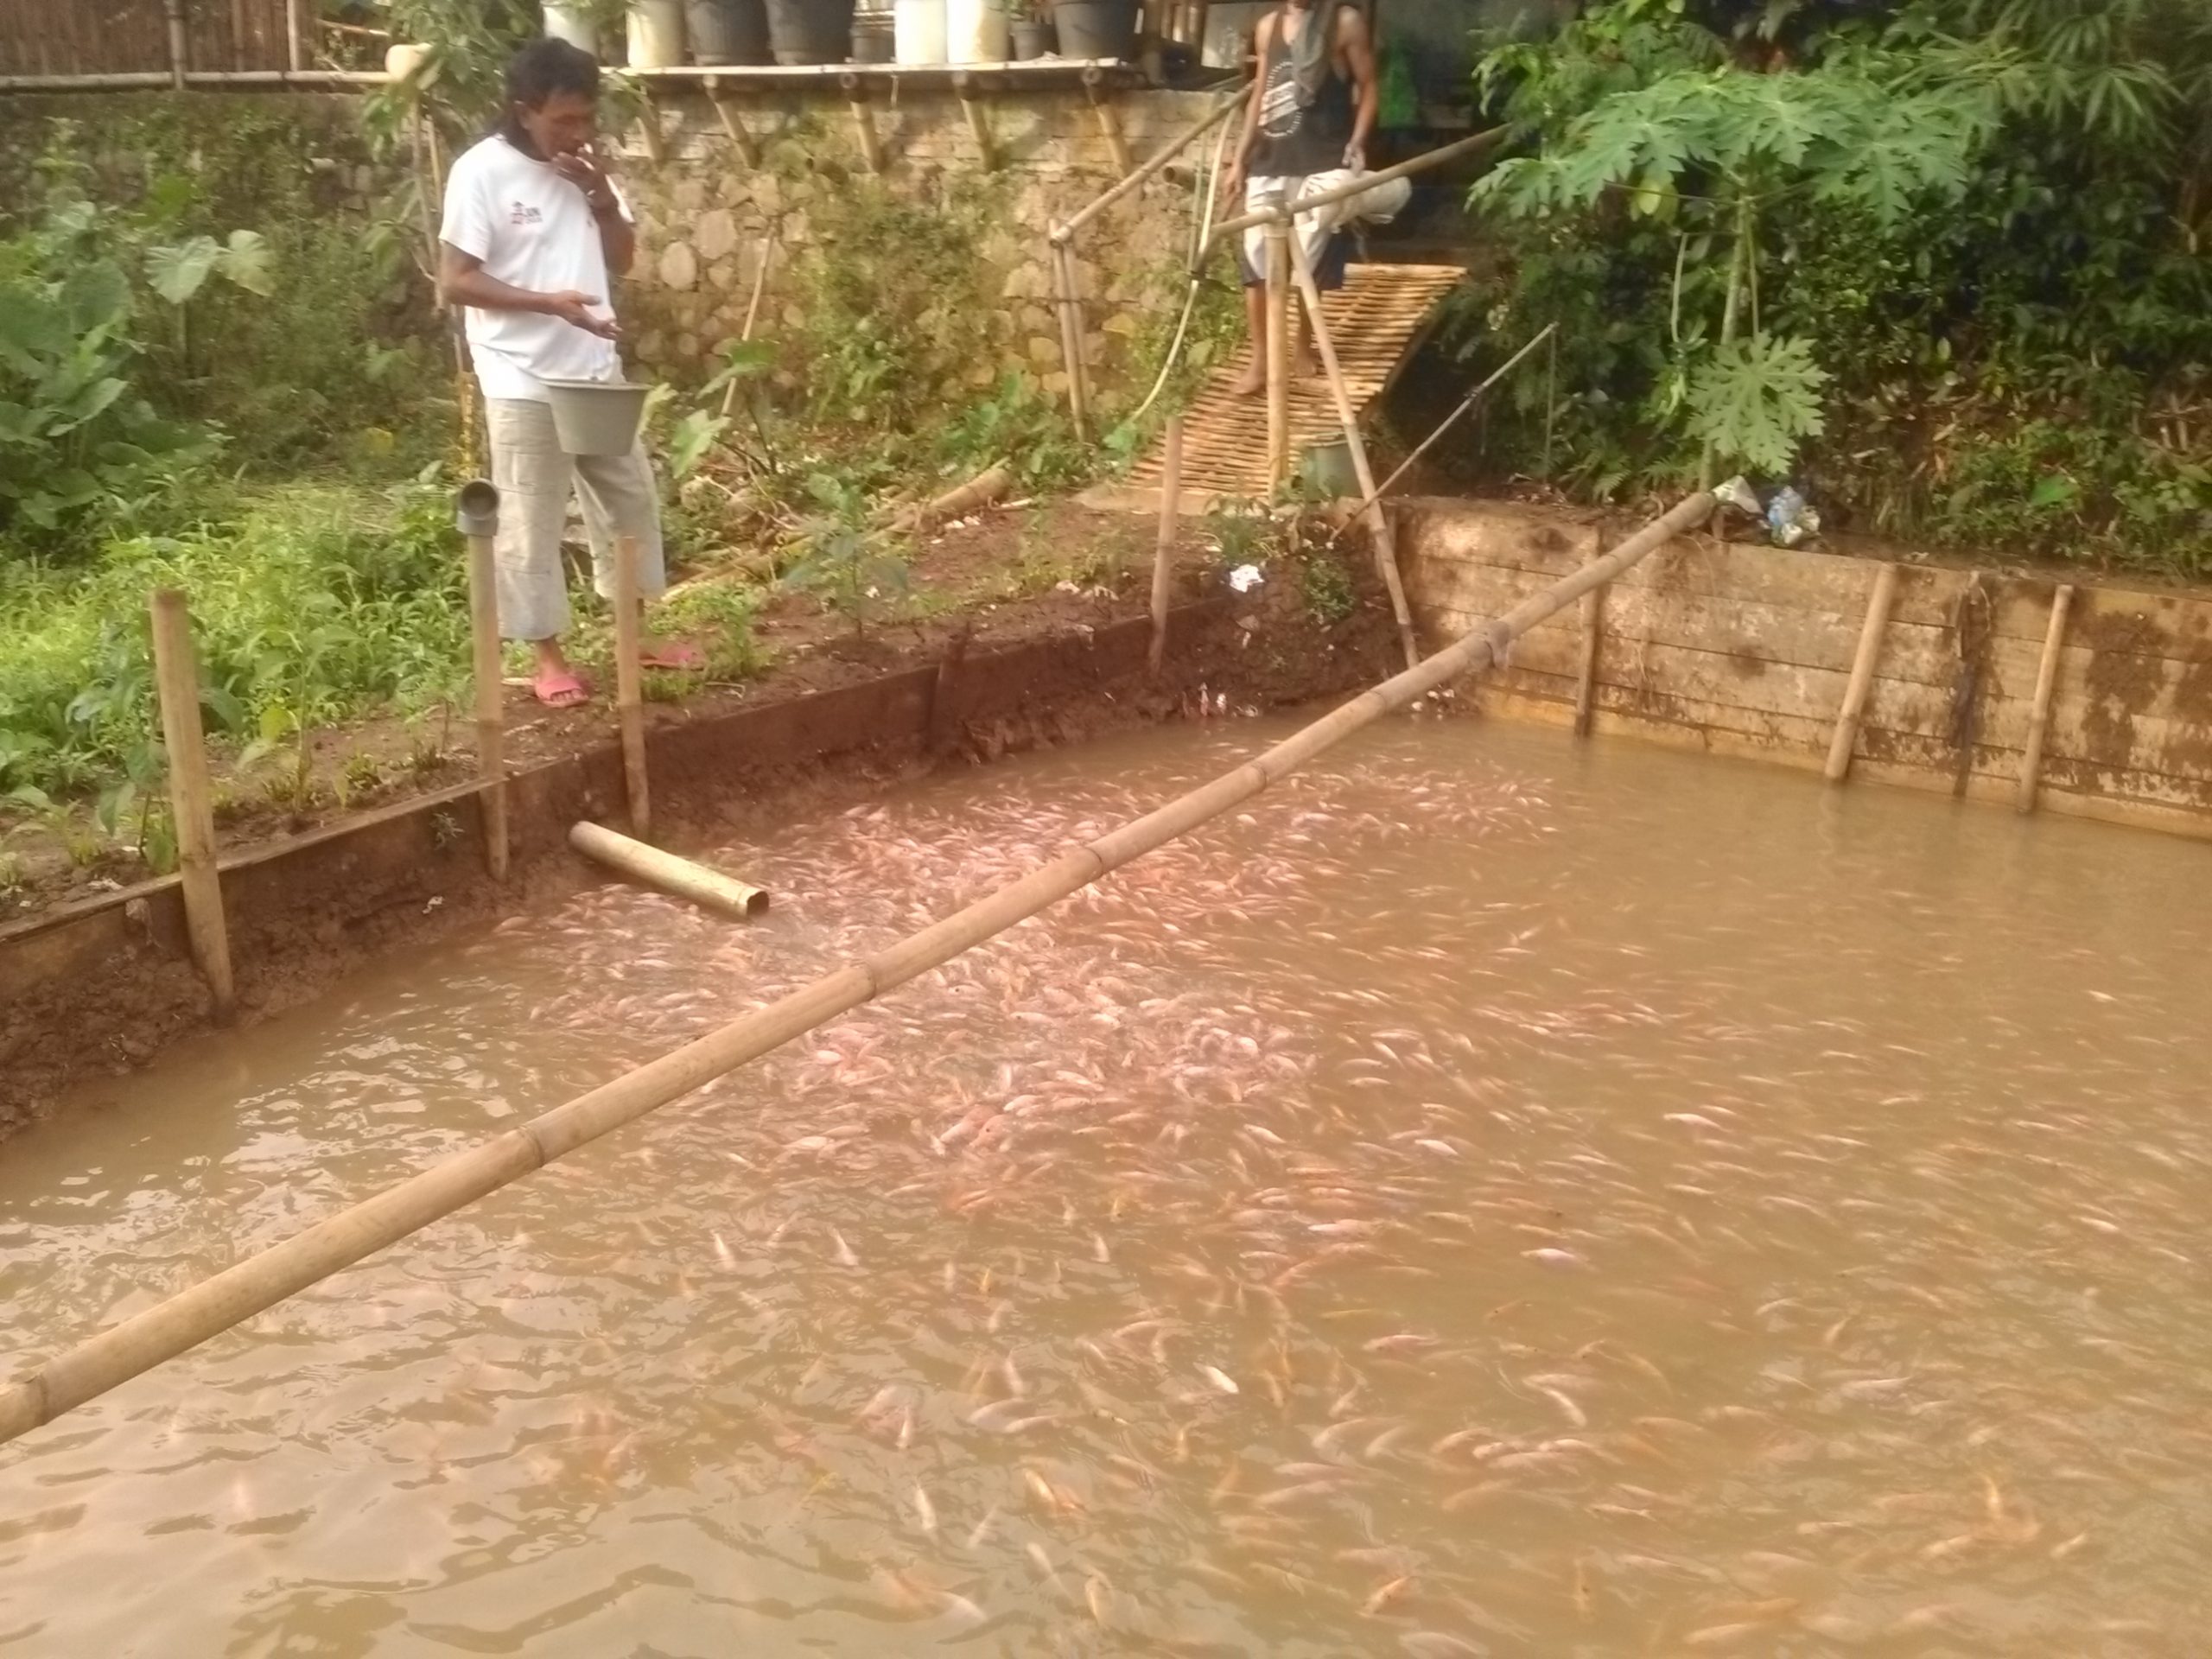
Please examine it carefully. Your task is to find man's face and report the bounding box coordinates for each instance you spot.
[518,89,598,158]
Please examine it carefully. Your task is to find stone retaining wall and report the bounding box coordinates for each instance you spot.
[610,86,1223,399]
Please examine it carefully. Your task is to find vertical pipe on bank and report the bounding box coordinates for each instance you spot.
[613,534,652,840]
[457,481,509,880]
[1150,416,1184,674]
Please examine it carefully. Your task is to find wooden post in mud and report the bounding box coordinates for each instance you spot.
[0,490,1716,1452]
[1573,585,1605,737]
[457,482,509,880]
[612,535,651,841]
[1149,416,1184,674]
[1287,235,1420,671]
[148,590,236,1023]
[1263,219,1292,486]
[2018,583,2075,814]
[1825,563,1900,784]
[569,821,767,918]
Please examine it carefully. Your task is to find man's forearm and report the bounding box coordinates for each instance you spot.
[442,266,559,315]
[594,203,637,276]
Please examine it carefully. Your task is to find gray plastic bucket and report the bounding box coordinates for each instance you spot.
[540,378,652,457]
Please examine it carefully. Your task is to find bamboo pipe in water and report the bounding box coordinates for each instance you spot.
[0,486,1717,1452]
[570,821,768,918]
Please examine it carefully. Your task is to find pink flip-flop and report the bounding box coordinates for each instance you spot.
[639,640,706,671]
[531,670,592,708]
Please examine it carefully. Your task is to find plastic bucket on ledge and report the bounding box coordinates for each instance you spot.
[541,379,653,457]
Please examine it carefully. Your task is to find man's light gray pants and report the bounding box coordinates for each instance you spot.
[486,397,667,642]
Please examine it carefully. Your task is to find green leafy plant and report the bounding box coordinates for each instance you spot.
[781,474,912,638]
[1475,44,1988,482]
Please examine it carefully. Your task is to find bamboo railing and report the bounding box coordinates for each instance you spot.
[0,487,1720,1452]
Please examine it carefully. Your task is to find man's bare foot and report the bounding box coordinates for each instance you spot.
[1229,358,1266,397]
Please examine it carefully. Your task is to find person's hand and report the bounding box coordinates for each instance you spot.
[1342,143,1368,173]
[1224,156,1247,202]
[550,146,620,214]
[541,289,620,340]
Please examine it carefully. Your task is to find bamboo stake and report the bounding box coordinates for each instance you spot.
[720,236,777,420]
[1052,86,1243,245]
[704,79,760,166]
[0,486,1719,1453]
[1263,220,1291,487]
[148,590,235,1022]
[1050,239,1090,440]
[570,821,767,918]
[163,0,187,88]
[955,73,995,169]
[613,535,651,839]
[1573,585,1604,737]
[2017,583,2075,814]
[1287,235,1419,670]
[458,482,508,881]
[1825,562,1900,784]
[636,88,667,165]
[1085,78,1134,176]
[285,0,305,72]
[842,76,883,175]
[1149,416,1184,674]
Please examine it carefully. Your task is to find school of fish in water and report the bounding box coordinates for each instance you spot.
[3,718,2210,1656]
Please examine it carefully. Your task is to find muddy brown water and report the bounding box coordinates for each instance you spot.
[3,717,2209,1657]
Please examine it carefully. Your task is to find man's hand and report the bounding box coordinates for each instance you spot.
[541,289,620,340]
[1342,143,1368,173]
[550,146,620,215]
[1224,156,1247,204]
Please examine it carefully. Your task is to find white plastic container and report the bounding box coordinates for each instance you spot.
[626,0,688,67]
[543,2,601,55]
[945,0,1008,62]
[893,0,948,63]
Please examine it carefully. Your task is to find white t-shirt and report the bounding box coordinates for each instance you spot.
[439,134,630,401]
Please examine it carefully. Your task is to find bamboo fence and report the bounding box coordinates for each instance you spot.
[0,0,296,77]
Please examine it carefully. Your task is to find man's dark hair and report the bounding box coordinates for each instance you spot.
[499,37,600,141]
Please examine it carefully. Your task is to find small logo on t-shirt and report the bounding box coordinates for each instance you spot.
[508,200,543,226]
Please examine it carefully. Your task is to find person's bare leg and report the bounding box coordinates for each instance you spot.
[1230,281,1268,396]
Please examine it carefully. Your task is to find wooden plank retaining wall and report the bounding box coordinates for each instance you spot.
[1395,498,2212,840]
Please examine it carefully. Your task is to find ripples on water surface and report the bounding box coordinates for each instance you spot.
[4,718,2210,1657]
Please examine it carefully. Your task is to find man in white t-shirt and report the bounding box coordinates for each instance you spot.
[438,38,696,707]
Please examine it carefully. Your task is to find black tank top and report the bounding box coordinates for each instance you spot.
[1249,4,1356,179]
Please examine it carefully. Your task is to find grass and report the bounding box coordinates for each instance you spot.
[0,476,474,808]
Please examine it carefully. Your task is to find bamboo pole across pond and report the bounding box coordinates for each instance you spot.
[0,487,1714,1452]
